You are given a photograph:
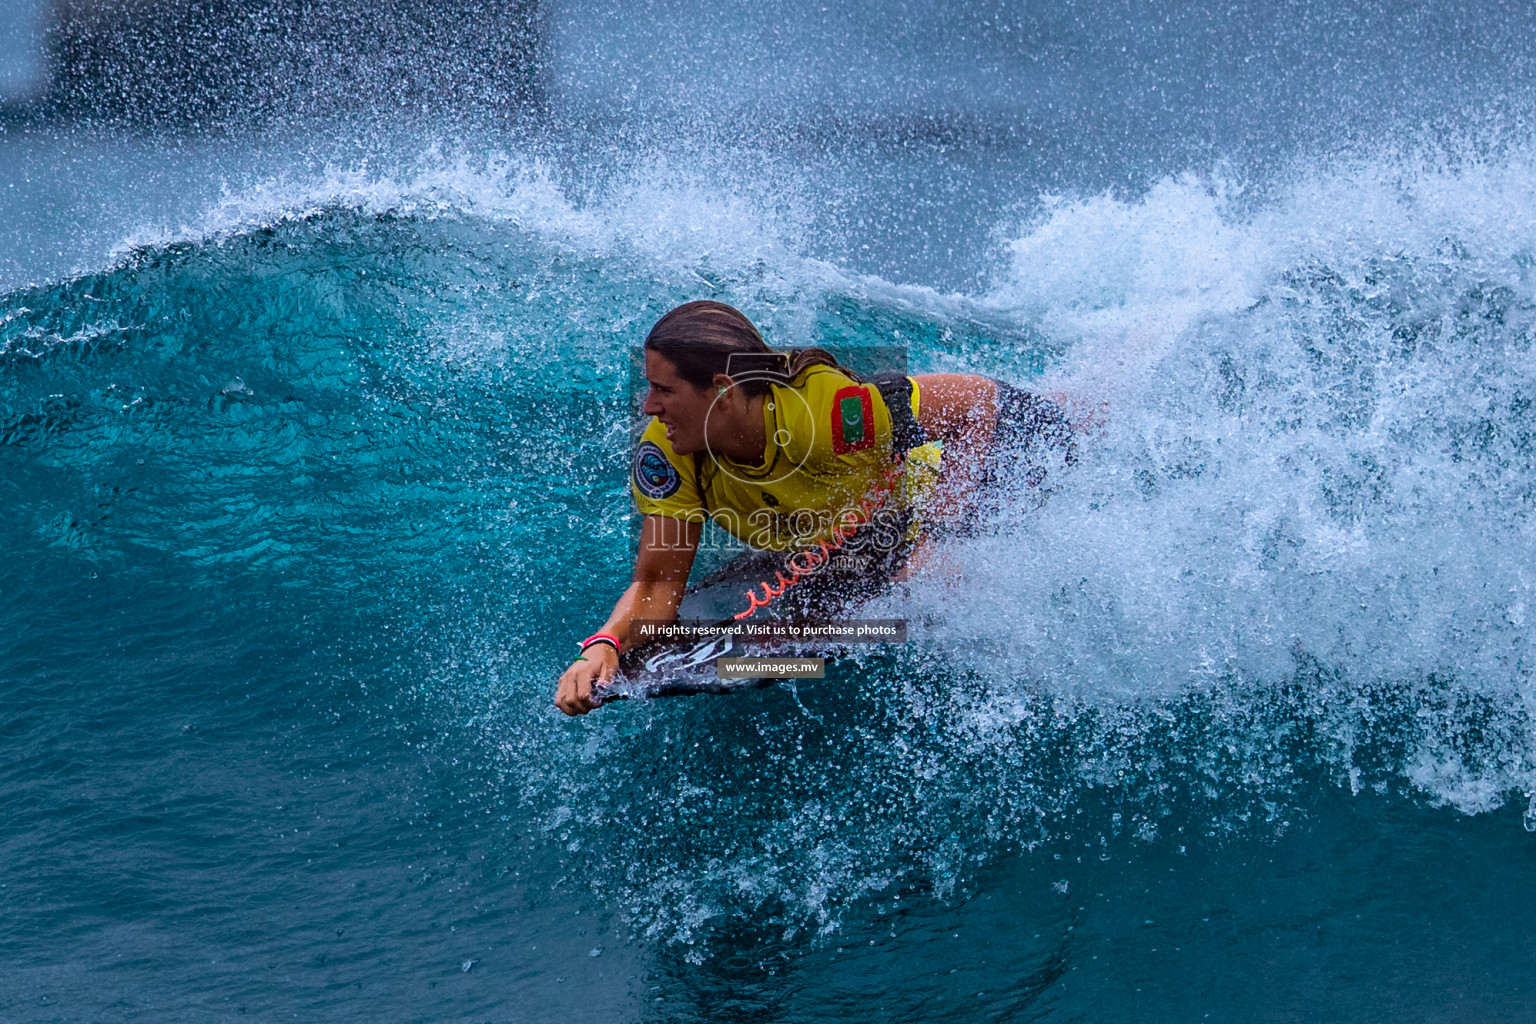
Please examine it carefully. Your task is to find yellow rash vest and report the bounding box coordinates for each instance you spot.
[630,365,941,550]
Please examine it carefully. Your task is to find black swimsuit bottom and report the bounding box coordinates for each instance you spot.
[990,379,1076,467]
[927,379,1076,538]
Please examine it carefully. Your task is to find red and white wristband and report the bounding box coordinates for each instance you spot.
[579,632,621,655]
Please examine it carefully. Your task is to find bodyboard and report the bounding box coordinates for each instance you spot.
[600,545,899,701]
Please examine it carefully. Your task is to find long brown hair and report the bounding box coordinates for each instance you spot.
[643,300,857,398]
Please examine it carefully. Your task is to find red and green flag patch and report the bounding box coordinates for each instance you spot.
[831,385,875,455]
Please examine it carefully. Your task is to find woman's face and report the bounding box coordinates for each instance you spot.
[642,350,716,455]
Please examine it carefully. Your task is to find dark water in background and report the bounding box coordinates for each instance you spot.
[5,1,1536,1020]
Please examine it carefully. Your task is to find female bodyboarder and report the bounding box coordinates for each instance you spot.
[555,300,1081,715]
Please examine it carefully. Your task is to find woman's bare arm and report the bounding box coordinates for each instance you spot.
[555,515,701,716]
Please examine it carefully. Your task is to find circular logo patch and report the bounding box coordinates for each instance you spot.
[633,440,681,500]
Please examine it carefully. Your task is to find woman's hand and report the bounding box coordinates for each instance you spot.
[552,516,699,719]
[555,644,619,716]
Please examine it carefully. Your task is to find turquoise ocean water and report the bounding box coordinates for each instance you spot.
[5,1,1536,1019]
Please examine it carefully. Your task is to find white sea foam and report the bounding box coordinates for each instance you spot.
[875,149,1536,811]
